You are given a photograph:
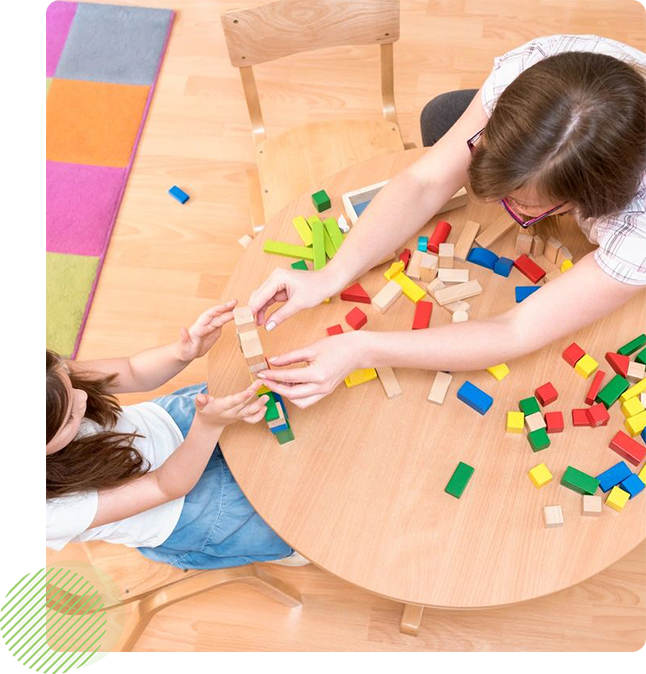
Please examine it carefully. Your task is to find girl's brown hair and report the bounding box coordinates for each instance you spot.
[469,51,646,220]
[46,350,149,500]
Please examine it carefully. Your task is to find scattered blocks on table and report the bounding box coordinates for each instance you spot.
[412,300,433,330]
[427,371,453,405]
[493,256,514,277]
[445,461,475,499]
[515,233,533,256]
[418,236,429,252]
[467,246,498,270]
[264,240,315,260]
[438,268,469,284]
[428,220,452,254]
[345,306,367,330]
[544,237,563,264]
[586,402,610,427]
[609,430,646,466]
[528,428,550,452]
[514,254,546,283]
[506,411,525,433]
[326,324,343,336]
[544,505,564,528]
[515,285,541,303]
[618,333,646,356]
[457,381,494,415]
[597,375,630,408]
[168,185,189,203]
[561,466,599,495]
[625,410,646,437]
[605,486,630,512]
[572,408,591,427]
[621,396,645,419]
[574,354,599,379]
[311,189,331,212]
[545,411,564,433]
[560,259,574,273]
[433,280,482,306]
[627,361,646,382]
[535,382,558,406]
[291,259,309,271]
[340,282,371,304]
[620,473,645,499]
[438,243,455,268]
[344,368,378,388]
[597,461,632,493]
[562,342,586,367]
[519,396,541,416]
[605,352,630,377]
[376,366,402,399]
[454,220,480,261]
[582,495,603,516]
[529,463,553,489]
[372,280,403,313]
[585,370,606,405]
[487,363,510,381]
[525,412,546,433]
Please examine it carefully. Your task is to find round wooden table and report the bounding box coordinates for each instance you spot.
[208,149,646,617]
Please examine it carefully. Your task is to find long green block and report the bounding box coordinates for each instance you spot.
[311,189,331,212]
[596,374,630,408]
[323,217,345,252]
[292,215,313,246]
[528,428,550,452]
[291,259,308,271]
[275,426,295,444]
[618,333,646,356]
[264,240,315,261]
[519,396,540,415]
[636,347,646,366]
[561,466,599,495]
[264,392,279,422]
[310,217,327,270]
[308,215,335,260]
[445,461,474,499]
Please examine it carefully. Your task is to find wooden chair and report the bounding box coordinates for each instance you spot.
[220,0,407,232]
[46,541,302,651]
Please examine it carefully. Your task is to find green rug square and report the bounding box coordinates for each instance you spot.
[47,252,100,357]
[46,78,52,95]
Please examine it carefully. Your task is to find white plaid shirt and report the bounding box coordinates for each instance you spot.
[482,34,646,285]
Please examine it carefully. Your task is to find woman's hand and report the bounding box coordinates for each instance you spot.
[194,379,269,429]
[249,268,339,331]
[256,332,361,408]
[177,300,238,362]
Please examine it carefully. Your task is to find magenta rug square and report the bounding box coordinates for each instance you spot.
[46,1,78,77]
[47,161,127,256]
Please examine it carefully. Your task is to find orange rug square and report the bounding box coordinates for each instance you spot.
[47,78,150,168]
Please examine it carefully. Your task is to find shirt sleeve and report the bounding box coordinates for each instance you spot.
[592,213,646,286]
[46,491,99,551]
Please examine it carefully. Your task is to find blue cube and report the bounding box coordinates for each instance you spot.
[515,286,541,303]
[620,473,645,499]
[418,236,428,252]
[596,461,632,493]
[493,257,514,277]
[467,246,498,270]
[169,185,189,204]
[457,381,494,415]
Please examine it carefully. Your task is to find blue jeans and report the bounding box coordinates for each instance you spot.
[137,383,293,569]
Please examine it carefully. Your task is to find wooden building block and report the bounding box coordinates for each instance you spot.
[562,342,586,367]
[625,410,646,437]
[345,307,367,330]
[610,431,646,465]
[311,188,331,212]
[427,371,453,405]
[475,218,516,249]
[545,411,564,433]
[525,412,546,432]
[344,368,378,388]
[438,243,454,268]
[323,217,345,252]
[586,402,610,427]
[444,300,470,314]
[574,353,598,379]
[544,237,562,263]
[433,280,483,307]
[627,361,646,382]
[528,428,550,451]
[445,461,475,499]
[531,235,545,257]
[291,259,308,270]
[582,495,602,516]
[561,466,599,495]
[233,306,256,332]
[520,396,541,415]
[556,245,573,267]
[263,240,315,260]
[597,461,632,493]
[384,260,405,280]
[340,282,371,304]
[292,215,313,246]
[438,268,469,284]
[420,254,439,282]
[621,473,646,499]
[376,366,402,399]
[514,254,546,283]
[239,330,263,359]
[452,310,469,323]
[428,220,452,254]
[310,217,327,270]
[427,278,446,296]
[412,300,433,330]
[598,375,631,408]
[620,377,646,403]
[407,249,425,280]
[606,486,630,512]
[572,408,591,427]
[560,259,574,273]
[457,381,494,415]
[372,280,403,314]
[606,352,630,377]
[621,396,644,419]
[454,220,480,261]
[618,333,646,356]
[516,233,533,256]
[418,236,429,252]
[529,463,553,489]
[467,246,498,270]
[399,247,412,269]
[585,370,606,405]
[326,324,343,336]
[392,272,426,303]
[544,269,562,283]
[487,363,510,381]
[535,382,558,406]
[507,411,525,433]
[544,505,564,528]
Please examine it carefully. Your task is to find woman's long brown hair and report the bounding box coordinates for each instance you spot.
[46,350,149,500]
[469,51,646,219]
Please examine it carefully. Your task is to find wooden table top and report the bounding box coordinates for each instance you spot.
[208,148,646,609]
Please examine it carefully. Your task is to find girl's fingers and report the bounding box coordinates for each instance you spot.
[259,366,315,384]
[236,394,268,415]
[265,347,313,368]
[242,407,269,424]
[226,381,263,408]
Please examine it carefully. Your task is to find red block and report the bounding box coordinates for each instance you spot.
[609,431,646,466]
[412,300,433,330]
[399,248,412,270]
[513,254,546,283]
[340,282,371,304]
[326,324,343,336]
[535,382,558,406]
[605,352,630,377]
[428,220,452,253]
[585,370,606,405]
[345,307,367,330]
[572,408,591,427]
[562,342,586,367]
[585,402,610,427]
[545,411,564,434]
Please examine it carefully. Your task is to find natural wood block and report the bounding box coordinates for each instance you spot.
[371,280,403,313]
[582,495,603,517]
[444,300,470,314]
[454,219,480,261]
[627,361,646,382]
[376,366,402,399]
[234,306,256,332]
[556,245,573,267]
[438,243,454,268]
[475,218,516,249]
[239,329,264,358]
[525,411,547,432]
[419,253,438,282]
[438,268,469,283]
[544,505,564,528]
[433,280,483,306]
[407,249,425,280]
[531,235,545,257]
[544,237,563,263]
[516,233,533,256]
[427,371,453,405]
[452,310,469,323]
[426,278,446,296]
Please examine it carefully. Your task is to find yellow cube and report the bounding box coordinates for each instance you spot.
[257,384,271,395]
[487,363,510,381]
[392,272,426,303]
[506,411,525,434]
[639,464,646,483]
[625,410,646,437]
[574,354,599,379]
[528,463,553,489]
[621,397,645,419]
[606,486,630,512]
[620,377,646,403]
[560,259,574,272]
[344,368,378,388]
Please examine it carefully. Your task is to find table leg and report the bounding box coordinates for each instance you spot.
[400,603,425,636]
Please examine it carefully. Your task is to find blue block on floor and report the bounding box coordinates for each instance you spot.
[596,461,632,493]
[467,246,498,270]
[418,236,428,252]
[620,473,645,499]
[169,185,189,204]
[515,286,541,303]
[493,257,514,277]
[457,380,494,415]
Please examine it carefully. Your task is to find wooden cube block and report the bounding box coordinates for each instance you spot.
[560,259,574,272]
[556,245,573,267]
[438,243,455,268]
[444,300,470,314]
[582,495,603,516]
[535,382,558,406]
[419,254,439,282]
[427,371,453,405]
[529,463,553,489]
[545,411,565,433]
[427,278,446,296]
[233,306,256,332]
[239,330,263,358]
[627,361,646,382]
[575,354,599,379]
[506,411,525,433]
[345,307,368,330]
[525,411,546,432]
[544,505,564,528]
[605,486,630,512]
[622,396,645,419]
[625,410,646,437]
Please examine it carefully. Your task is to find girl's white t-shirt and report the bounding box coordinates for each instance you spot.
[46,402,185,551]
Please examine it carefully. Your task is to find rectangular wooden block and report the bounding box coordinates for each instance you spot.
[263,240,315,260]
[561,466,600,495]
[445,461,474,499]
[407,249,425,280]
[516,233,533,256]
[438,242,454,268]
[531,235,545,258]
[392,272,426,303]
[454,220,480,262]
[544,237,562,263]
[437,268,469,284]
[372,280,403,313]
[344,368,378,388]
[376,366,402,399]
[428,371,453,405]
[475,218,516,249]
[310,217,327,270]
[292,215,313,246]
[412,300,433,330]
[433,280,482,306]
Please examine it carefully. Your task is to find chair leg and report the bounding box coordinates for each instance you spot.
[245,165,266,237]
[246,564,302,608]
[400,603,424,637]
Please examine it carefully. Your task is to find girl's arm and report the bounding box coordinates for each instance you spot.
[88,381,267,529]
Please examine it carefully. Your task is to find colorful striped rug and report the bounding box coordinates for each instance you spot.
[46,2,174,358]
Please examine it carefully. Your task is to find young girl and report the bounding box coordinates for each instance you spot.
[247,34,646,408]
[46,300,305,568]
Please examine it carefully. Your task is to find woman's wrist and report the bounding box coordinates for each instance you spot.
[343,330,379,370]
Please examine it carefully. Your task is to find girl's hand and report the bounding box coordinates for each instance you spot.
[256,333,359,408]
[177,300,238,362]
[194,379,269,428]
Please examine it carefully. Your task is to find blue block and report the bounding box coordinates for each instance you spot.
[269,421,289,434]
[620,473,645,499]
[493,257,514,277]
[642,427,646,443]
[418,236,428,252]
[457,381,494,416]
[467,246,498,270]
[596,461,632,493]
[515,286,541,303]
[169,185,189,204]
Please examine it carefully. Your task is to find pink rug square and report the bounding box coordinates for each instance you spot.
[47,1,77,77]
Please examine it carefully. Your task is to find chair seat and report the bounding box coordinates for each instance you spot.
[256,118,404,221]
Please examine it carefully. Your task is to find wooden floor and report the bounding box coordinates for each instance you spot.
[70,0,646,651]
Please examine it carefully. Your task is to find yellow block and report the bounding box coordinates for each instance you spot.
[620,377,646,403]
[257,384,271,395]
[621,397,644,419]
[574,354,599,379]
[391,272,426,303]
[560,259,573,273]
[345,368,378,388]
[506,411,525,433]
[384,260,405,281]
[625,410,646,437]
[606,486,630,512]
[528,463,553,489]
[639,464,646,483]
[487,363,510,381]
[292,215,313,246]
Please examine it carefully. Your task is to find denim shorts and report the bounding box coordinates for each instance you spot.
[137,383,292,569]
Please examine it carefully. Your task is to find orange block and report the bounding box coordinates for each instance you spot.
[47,78,150,168]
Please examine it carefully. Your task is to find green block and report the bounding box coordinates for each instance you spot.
[264,392,279,422]
[636,347,646,366]
[292,215,313,246]
[528,428,550,452]
[323,217,345,252]
[519,396,540,415]
[311,189,331,213]
[264,240,315,261]
[561,466,599,495]
[310,217,327,270]
[291,259,308,271]
[445,461,474,499]
[596,374,630,408]
[275,426,295,445]
[308,215,335,260]
[618,333,646,356]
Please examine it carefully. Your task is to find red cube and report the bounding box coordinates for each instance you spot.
[572,408,591,427]
[535,382,558,406]
[326,324,343,336]
[585,402,610,427]
[345,307,367,330]
[562,342,586,368]
[545,411,564,434]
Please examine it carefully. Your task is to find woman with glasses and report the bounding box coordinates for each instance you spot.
[249,35,645,409]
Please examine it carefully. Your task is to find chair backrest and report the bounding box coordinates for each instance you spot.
[220,0,401,144]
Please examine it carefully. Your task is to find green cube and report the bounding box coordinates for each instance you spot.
[596,374,630,408]
[528,428,550,452]
[445,461,475,499]
[274,426,295,445]
[291,259,308,271]
[519,396,541,415]
[311,189,331,213]
[561,466,599,495]
[635,347,646,366]
[618,333,646,356]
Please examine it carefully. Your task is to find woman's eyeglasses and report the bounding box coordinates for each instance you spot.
[467,128,565,229]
